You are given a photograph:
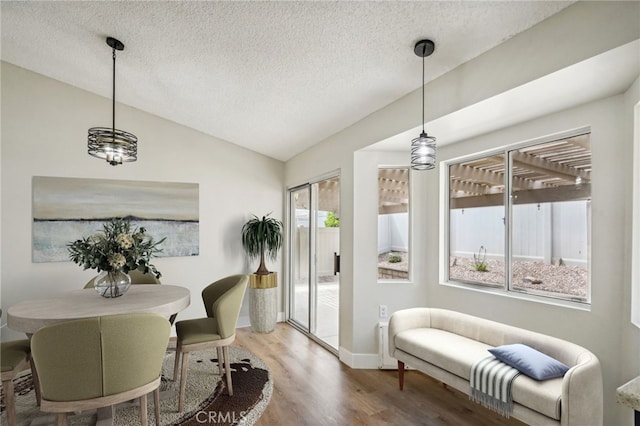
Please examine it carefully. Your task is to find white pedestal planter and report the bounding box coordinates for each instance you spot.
[249,273,277,333]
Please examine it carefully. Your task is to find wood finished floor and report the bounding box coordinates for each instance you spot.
[234,323,526,426]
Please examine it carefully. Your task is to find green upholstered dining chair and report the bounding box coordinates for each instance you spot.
[172,275,248,412]
[30,313,170,426]
[1,308,33,426]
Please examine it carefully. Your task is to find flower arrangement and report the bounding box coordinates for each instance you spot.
[67,218,166,278]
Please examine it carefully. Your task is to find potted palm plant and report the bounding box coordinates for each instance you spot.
[241,213,283,276]
[241,213,283,333]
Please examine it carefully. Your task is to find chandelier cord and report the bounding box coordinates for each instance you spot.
[112,46,116,135]
[421,44,425,134]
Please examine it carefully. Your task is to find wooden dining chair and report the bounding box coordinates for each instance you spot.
[172,274,248,412]
[30,313,170,426]
[1,307,32,426]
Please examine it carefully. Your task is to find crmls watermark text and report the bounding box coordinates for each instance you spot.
[195,410,247,423]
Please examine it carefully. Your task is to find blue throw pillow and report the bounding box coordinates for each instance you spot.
[488,343,569,381]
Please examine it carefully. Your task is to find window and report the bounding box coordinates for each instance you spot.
[378,167,409,280]
[447,131,591,303]
[632,103,640,327]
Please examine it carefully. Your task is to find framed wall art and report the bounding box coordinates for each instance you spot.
[32,176,199,263]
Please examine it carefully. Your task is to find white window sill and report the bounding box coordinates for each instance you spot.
[440,280,591,312]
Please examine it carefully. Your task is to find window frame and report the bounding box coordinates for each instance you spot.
[441,127,591,306]
[377,166,411,283]
[632,103,640,328]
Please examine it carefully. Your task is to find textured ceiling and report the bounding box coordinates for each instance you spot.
[1,1,575,161]
[370,39,640,152]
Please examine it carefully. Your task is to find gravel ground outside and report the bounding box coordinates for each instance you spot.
[378,251,409,271]
[377,252,588,301]
[450,257,588,300]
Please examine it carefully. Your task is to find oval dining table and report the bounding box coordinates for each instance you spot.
[7,284,191,426]
[8,284,190,335]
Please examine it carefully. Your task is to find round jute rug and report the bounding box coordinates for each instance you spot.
[1,347,272,426]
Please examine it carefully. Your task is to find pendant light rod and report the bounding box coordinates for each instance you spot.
[112,46,116,132]
[422,47,424,133]
[106,37,123,134]
[414,39,434,134]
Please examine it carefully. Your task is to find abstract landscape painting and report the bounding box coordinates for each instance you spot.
[33,176,199,263]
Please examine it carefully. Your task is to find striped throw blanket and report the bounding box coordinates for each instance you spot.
[470,355,521,418]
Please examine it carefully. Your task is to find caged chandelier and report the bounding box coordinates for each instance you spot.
[410,39,436,171]
[88,37,137,166]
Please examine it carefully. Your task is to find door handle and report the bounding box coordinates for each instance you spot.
[334,252,340,275]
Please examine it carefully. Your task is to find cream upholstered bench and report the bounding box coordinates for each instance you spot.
[388,308,603,426]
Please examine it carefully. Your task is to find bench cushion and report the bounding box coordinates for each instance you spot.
[396,328,490,378]
[395,328,562,420]
[512,374,562,420]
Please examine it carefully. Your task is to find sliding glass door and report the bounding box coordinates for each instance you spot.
[288,176,340,350]
[290,185,311,330]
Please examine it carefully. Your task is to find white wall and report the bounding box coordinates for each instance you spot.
[285,3,640,424]
[621,75,640,415]
[0,62,285,340]
[353,149,428,360]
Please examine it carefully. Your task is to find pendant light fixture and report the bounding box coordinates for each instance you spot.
[410,39,436,171]
[88,37,137,166]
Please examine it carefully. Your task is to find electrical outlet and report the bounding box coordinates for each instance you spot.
[379,304,388,318]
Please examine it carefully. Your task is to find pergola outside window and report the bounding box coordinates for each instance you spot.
[447,131,591,303]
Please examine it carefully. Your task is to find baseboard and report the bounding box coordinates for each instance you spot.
[338,347,380,369]
[237,315,251,328]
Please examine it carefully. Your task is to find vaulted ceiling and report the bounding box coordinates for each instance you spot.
[1,1,576,161]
